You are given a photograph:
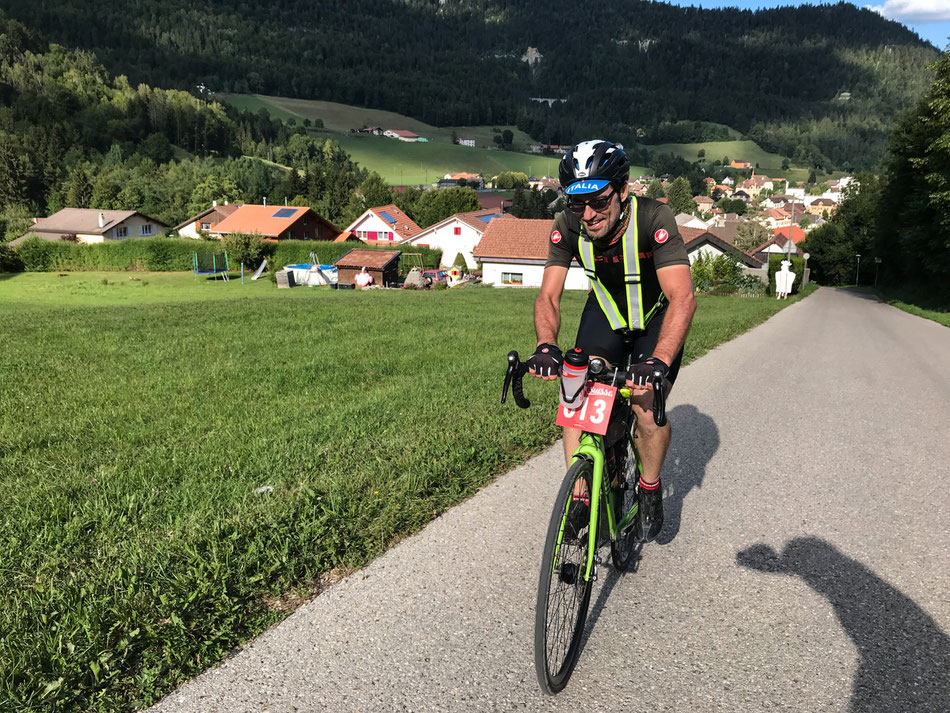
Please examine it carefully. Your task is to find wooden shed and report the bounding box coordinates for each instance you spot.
[333,248,402,287]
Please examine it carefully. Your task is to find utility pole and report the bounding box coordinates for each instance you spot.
[874,257,882,286]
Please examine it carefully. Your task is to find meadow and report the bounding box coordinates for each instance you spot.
[0,273,816,711]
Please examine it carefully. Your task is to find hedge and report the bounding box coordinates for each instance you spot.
[768,254,806,295]
[10,237,442,275]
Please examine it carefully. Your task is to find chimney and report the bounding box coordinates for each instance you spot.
[263,196,267,207]
[224,200,228,205]
[98,212,105,228]
[212,200,217,208]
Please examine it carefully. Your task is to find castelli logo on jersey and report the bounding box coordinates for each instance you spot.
[551,230,562,244]
[654,229,669,244]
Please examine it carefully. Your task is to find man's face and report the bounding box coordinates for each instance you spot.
[574,183,629,240]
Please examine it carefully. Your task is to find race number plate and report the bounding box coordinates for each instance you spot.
[555,384,617,436]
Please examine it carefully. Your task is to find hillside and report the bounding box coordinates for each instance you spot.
[0,0,938,171]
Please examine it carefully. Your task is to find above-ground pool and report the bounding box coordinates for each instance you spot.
[285,263,339,286]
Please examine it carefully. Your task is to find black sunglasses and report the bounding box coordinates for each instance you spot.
[568,188,616,216]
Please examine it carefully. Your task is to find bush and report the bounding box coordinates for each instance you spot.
[432,281,447,291]
[13,237,215,272]
[222,233,265,267]
[768,254,806,295]
[0,242,23,272]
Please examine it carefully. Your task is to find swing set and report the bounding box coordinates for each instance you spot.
[193,251,230,281]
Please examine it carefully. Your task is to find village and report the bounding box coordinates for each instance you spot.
[10,158,852,292]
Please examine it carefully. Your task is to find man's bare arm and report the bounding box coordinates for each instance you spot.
[651,264,697,365]
[534,265,568,346]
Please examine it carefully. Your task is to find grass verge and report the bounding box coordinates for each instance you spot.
[0,273,816,711]
[846,285,950,328]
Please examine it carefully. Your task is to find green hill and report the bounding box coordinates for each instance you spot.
[2,0,937,171]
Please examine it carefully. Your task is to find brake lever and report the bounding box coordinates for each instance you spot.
[502,350,531,409]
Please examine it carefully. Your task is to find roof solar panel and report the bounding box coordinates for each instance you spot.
[478,214,501,224]
[272,208,297,218]
[379,211,396,224]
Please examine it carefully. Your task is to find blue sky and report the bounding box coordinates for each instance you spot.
[661,1,950,49]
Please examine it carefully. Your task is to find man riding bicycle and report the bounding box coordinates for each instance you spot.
[527,140,697,542]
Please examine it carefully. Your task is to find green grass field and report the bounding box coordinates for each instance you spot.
[0,272,816,711]
[222,94,649,184]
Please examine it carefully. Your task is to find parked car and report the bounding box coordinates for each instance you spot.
[422,269,448,285]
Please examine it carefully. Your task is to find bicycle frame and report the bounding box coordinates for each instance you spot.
[553,390,641,583]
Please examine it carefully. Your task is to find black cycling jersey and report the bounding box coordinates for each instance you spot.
[545,196,689,318]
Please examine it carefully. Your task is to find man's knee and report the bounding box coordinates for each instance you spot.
[630,393,669,438]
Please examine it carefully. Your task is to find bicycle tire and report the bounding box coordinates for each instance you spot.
[610,440,642,571]
[534,457,595,694]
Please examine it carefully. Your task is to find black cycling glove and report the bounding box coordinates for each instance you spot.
[526,342,563,378]
[628,356,669,386]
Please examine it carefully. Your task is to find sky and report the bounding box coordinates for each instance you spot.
[661,0,950,50]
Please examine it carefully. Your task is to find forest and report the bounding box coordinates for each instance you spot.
[0,0,939,171]
[0,13,563,247]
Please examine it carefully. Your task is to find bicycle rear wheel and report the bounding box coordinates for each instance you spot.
[534,457,595,694]
[610,441,642,571]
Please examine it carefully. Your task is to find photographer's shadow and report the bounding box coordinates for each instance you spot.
[656,403,719,545]
[738,538,950,712]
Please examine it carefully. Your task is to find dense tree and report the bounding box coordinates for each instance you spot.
[876,49,950,298]
[413,187,480,228]
[493,171,529,189]
[717,197,747,216]
[665,177,694,215]
[646,179,665,199]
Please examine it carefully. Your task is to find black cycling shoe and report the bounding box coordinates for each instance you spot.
[637,480,664,542]
[565,493,590,539]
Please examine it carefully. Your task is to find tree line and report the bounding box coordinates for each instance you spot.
[802,49,950,303]
[0,1,939,171]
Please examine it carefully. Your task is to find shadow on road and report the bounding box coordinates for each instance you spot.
[737,537,950,712]
[656,404,720,545]
[579,404,718,653]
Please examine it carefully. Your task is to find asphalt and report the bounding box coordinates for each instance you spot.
[150,288,950,713]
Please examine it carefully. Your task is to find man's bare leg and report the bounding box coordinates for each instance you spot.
[630,390,670,483]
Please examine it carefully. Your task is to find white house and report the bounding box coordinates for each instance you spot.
[680,227,762,267]
[402,209,509,269]
[473,218,589,289]
[173,202,241,239]
[11,208,168,246]
[459,138,475,147]
[343,204,423,244]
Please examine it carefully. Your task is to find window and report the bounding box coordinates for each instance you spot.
[289,230,295,239]
[502,272,523,284]
[303,216,308,225]
[200,222,212,230]
[114,226,128,238]
[304,232,310,239]
[454,226,461,236]
[140,224,154,236]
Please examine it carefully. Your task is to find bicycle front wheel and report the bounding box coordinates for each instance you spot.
[534,457,595,694]
[610,443,642,571]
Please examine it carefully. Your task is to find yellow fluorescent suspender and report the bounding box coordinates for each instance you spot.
[578,196,664,331]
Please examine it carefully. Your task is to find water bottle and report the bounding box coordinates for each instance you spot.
[560,348,589,409]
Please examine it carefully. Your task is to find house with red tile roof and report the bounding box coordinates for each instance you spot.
[761,208,792,230]
[473,218,589,288]
[475,192,512,213]
[773,225,807,244]
[174,202,241,239]
[209,205,339,241]
[730,160,752,169]
[384,129,421,142]
[437,172,484,189]
[344,204,422,244]
[752,233,804,262]
[402,208,511,269]
[693,195,715,212]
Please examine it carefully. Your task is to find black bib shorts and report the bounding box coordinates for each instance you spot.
[573,293,683,384]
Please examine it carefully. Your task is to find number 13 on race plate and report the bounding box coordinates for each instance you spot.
[555,384,617,436]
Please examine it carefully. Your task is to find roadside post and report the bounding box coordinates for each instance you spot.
[855,253,861,285]
[874,257,882,286]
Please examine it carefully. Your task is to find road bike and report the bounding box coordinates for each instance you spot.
[502,343,667,694]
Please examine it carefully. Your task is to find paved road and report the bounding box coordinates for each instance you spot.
[151,288,950,713]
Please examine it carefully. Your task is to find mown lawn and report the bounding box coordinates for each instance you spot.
[0,273,815,711]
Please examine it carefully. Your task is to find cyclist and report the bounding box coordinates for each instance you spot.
[526,140,696,542]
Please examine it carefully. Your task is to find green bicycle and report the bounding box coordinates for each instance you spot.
[502,344,668,694]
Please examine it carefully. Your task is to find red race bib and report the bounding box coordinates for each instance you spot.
[555,384,617,435]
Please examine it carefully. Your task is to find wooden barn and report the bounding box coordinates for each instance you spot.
[333,249,402,287]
